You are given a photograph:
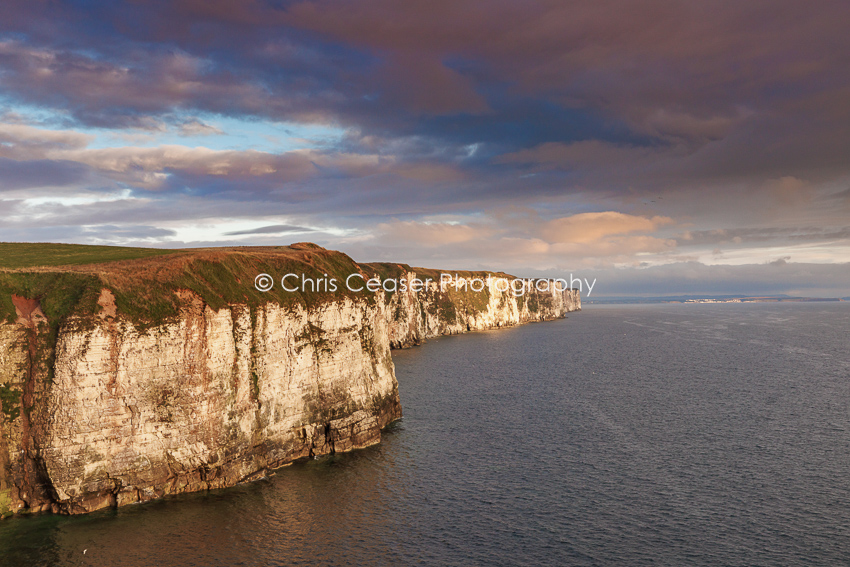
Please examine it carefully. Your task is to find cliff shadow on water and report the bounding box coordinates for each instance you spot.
[0,243,579,518]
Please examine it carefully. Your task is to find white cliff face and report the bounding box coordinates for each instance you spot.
[1,269,579,517]
[0,323,27,516]
[3,290,400,515]
[387,272,581,348]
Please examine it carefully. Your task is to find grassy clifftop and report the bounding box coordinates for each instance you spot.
[0,243,372,330]
[0,242,549,333]
[0,243,179,270]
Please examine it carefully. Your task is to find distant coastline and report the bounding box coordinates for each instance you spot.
[587,295,846,304]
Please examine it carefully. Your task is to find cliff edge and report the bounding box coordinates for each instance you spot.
[0,243,579,517]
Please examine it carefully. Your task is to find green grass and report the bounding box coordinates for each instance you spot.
[0,243,536,336]
[0,245,377,329]
[0,384,22,421]
[0,272,103,325]
[0,271,104,390]
[0,242,179,269]
[103,251,377,331]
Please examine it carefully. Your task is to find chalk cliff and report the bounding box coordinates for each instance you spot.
[377,268,580,348]
[0,245,579,517]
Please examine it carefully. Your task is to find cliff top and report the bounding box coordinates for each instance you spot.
[0,242,372,328]
[0,242,180,269]
[0,242,337,271]
[0,242,521,330]
[0,242,512,279]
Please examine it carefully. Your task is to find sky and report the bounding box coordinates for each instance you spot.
[0,0,848,297]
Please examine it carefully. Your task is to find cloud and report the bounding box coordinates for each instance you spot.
[2,0,849,144]
[0,40,276,128]
[81,224,177,240]
[635,108,744,143]
[550,235,676,261]
[375,53,489,115]
[365,210,677,268]
[760,176,815,207]
[0,0,849,295]
[224,224,315,236]
[0,122,93,157]
[376,220,490,246]
[497,140,663,170]
[0,157,92,191]
[540,211,674,244]
[769,256,791,266]
[675,226,850,247]
[584,261,850,298]
[0,122,486,207]
[178,119,224,136]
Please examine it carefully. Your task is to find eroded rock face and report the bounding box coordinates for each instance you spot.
[0,275,578,517]
[0,323,27,516]
[1,292,400,515]
[387,272,581,349]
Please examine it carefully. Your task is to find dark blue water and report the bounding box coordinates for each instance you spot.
[2,303,849,566]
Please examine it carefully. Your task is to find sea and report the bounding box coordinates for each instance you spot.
[1,303,849,566]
